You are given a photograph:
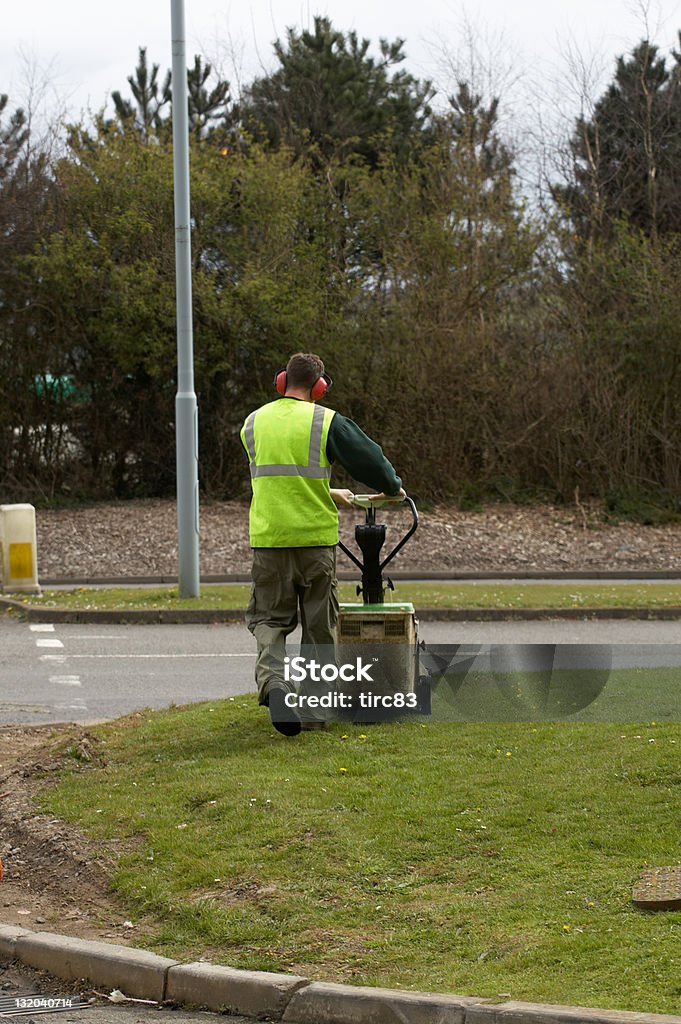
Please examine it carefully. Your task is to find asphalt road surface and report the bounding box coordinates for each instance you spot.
[2,614,681,726]
[0,963,251,1024]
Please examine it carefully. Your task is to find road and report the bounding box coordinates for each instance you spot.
[2,613,681,725]
[0,963,250,1024]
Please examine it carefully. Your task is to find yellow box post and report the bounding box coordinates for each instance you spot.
[0,504,41,595]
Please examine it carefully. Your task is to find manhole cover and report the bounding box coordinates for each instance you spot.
[633,865,681,910]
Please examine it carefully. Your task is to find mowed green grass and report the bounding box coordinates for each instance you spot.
[430,664,681,723]
[17,581,681,611]
[42,699,681,1014]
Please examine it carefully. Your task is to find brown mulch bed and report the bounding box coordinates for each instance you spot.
[32,499,681,578]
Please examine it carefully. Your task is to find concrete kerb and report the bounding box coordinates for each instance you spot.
[14,931,178,1001]
[0,925,31,960]
[3,926,681,1024]
[0,598,246,624]
[166,963,308,1016]
[3,597,681,624]
[462,1002,681,1024]
[283,982,482,1024]
[281,984,681,1024]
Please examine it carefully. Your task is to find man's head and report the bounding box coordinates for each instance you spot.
[286,352,325,391]
[278,352,331,401]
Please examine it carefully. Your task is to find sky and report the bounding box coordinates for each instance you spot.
[3,0,681,134]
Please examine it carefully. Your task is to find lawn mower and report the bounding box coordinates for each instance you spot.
[336,494,430,721]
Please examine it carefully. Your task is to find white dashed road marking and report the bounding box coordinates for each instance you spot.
[29,622,85,716]
[55,699,88,711]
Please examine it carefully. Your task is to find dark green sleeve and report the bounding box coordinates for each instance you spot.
[326,412,402,495]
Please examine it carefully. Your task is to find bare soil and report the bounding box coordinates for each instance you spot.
[33,499,681,578]
[0,724,138,944]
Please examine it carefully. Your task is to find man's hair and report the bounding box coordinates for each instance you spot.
[286,352,325,390]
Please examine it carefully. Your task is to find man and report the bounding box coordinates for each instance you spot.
[241,352,404,736]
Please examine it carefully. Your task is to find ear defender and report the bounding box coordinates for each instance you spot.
[310,374,331,400]
[274,370,333,399]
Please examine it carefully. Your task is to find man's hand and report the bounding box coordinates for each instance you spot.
[366,488,407,502]
[330,488,355,508]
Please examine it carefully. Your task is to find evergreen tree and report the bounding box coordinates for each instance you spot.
[111,47,170,139]
[186,55,231,139]
[238,16,433,168]
[0,94,28,178]
[110,48,232,141]
[445,83,517,244]
[557,38,681,241]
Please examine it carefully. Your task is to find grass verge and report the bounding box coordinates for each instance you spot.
[42,699,681,1014]
[13,581,681,611]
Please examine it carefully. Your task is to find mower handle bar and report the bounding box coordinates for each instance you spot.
[337,494,418,573]
[379,495,418,572]
[349,493,405,510]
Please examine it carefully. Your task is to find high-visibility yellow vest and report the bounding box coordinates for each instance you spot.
[241,398,338,547]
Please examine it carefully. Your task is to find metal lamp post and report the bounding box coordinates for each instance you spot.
[171,0,200,597]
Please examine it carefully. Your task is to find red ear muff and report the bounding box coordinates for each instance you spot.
[310,374,330,401]
[274,369,333,399]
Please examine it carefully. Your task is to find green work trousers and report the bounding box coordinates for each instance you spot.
[246,545,339,714]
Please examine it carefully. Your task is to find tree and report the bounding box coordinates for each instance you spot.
[110,47,233,141]
[186,55,232,139]
[547,37,681,504]
[111,47,170,139]
[552,223,681,499]
[18,119,351,499]
[556,37,681,242]
[239,16,433,168]
[0,94,28,177]
[441,83,523,313]
[0,95,60,498]
[311,84,542,499]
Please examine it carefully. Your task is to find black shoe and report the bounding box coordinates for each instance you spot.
[268,687,301,737]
